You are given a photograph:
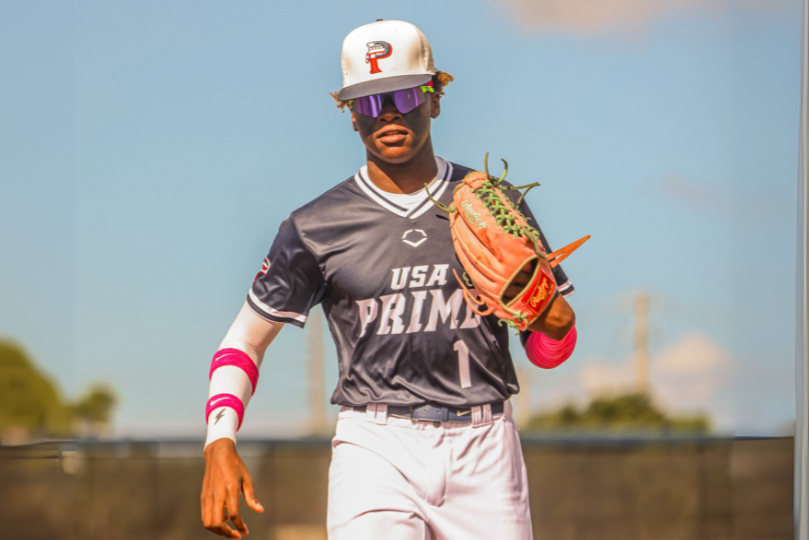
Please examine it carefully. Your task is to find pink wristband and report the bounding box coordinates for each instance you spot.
[209,348,259,395]
[526,325,577,369]
[205,393,245,429]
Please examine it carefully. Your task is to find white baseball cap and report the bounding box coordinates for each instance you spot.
[337,20,436,101]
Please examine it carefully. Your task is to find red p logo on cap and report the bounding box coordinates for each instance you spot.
[366,41,392,74]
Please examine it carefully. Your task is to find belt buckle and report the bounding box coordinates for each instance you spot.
[410,404,449,423]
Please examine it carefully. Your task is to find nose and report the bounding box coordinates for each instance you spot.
[377,95,401,122]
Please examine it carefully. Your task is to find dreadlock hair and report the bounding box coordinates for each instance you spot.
[329,70,455,112]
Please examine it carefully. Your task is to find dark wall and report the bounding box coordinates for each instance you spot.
[0,437,793,540]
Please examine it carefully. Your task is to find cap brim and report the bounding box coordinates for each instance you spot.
[337,74,433,100]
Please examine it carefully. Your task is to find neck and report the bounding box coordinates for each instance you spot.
[365,137,438,194]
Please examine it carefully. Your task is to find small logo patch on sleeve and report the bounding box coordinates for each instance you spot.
[253,257,271,284]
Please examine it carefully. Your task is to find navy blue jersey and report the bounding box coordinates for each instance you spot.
[248,158,574,407]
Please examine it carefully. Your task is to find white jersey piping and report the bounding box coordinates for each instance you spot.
[248,289,307,323]
[354,157,450,220]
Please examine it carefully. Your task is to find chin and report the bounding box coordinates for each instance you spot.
[375,147,417,163]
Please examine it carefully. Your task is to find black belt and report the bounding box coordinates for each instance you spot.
[353,402,504,423]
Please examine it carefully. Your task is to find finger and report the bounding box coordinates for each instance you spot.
[513,267,533,283]
[201,491,214,530]
[227,489,248,537]
[506,287,521,297]
[214,522,241,539]
[504,281,529,300]
[201,470,215,523]
[201,487,209,524]
[205,514,240,538]
[243,474,264,513]
[503,292,519,303]
[214,509,242,540]
[511,274,530,287]
[209,492,241,539]
[202,487,221,532]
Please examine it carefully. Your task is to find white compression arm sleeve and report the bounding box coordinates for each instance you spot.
[205,300,284,448]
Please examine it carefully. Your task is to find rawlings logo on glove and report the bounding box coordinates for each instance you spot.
[429,154,589,331]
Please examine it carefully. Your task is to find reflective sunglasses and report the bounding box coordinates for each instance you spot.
[349,81,434,118]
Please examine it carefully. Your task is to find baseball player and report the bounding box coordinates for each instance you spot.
[200,20,578,540]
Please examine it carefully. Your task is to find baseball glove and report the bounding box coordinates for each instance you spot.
[429,154,589,331]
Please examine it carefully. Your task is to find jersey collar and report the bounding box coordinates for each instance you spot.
[354,157,452,220]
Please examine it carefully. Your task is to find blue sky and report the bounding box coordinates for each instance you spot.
[0,0,803,437]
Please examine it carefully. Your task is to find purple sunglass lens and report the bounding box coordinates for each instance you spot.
[353,95,384,117]
[353,88,426,118]
[392,87,424,115]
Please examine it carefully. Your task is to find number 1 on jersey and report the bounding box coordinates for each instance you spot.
[453,340,472,388]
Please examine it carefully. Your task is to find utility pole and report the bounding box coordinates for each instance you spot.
[516,366,532,429]
[634,290,650,395]
[308,309,327,436]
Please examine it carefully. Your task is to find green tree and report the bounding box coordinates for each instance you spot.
[72,384,117,435]
[525,392,709,433]
[0,340,119,442]
[0,340,73,439]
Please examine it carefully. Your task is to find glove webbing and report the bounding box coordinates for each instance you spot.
[475,180,544,256]
[478,153,547,257]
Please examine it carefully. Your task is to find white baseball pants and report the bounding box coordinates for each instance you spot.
[327,402,533,540]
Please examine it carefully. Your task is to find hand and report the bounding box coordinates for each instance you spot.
[527,292,574,340]
[201,438,264,538]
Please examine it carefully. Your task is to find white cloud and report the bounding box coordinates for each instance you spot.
[489,0,788,35]
[526,331,734,430]
[580,359,636,396]
[650,332,731,418]
[489,0,712,34]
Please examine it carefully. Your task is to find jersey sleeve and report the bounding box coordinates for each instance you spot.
[516,197,575,298]
[247,217,326,328]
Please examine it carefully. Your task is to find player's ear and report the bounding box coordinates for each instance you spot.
[430,93,441,119]
[351,112,359,132]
